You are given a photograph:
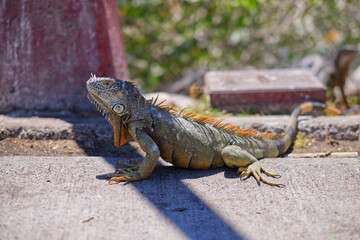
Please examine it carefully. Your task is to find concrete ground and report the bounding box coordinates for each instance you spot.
[1,156,359,240]
[0,113,359,239]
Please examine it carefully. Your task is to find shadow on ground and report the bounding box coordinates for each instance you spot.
[97,157,245,240]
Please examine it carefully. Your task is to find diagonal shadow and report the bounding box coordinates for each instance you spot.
[97,156,245,240]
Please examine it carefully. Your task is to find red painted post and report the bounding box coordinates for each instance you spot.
[0,0,129,113]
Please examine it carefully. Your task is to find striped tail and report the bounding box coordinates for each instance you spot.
[275,102,341,155]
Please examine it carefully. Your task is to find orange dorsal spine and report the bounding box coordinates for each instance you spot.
[147,97,282,139]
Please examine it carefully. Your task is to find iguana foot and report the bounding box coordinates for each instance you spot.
[107,171,143,184]
[238,162,284,187]
[107,159,142,183]
[115,159,139,172]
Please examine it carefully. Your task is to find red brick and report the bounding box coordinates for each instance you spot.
[0,0,129,113]
[205,69,326,114]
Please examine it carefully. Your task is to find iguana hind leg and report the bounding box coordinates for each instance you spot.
[221,145,284,187]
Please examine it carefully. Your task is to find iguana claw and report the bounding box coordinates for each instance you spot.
[107,171,143,183]
[237,162,284,188]
[115,159,139,172]
[107,159,142,183]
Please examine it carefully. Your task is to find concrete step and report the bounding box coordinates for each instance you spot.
[1,114,359,141]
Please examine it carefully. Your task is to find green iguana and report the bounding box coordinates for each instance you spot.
[86,75,340,187]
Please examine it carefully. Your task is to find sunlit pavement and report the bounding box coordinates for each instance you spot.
[1,156,359,240]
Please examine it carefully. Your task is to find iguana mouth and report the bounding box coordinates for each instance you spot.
[87,93,111,118]
[88,92,131,147]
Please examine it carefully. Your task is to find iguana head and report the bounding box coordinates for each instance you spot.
[86,75,144,147]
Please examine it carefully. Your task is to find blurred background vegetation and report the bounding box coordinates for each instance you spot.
[118,0,360,90]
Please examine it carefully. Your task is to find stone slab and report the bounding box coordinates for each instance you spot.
[205,69,326,114]
[0,156,359,240]
[0,0,129,113]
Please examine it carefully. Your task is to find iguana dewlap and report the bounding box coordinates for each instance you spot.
[86,76,340,187]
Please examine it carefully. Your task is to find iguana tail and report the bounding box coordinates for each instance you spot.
[275,102,341,155]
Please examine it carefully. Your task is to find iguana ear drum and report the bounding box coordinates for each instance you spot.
[112,104,124,114]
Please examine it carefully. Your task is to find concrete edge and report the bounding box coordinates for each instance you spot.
[0,114,359,141]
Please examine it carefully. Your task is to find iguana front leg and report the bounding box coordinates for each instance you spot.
[108,123,160,183]
[221,145,283,187]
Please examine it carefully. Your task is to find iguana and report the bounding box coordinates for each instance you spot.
[86,75,341,187]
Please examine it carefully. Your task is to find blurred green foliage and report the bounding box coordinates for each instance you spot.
[118,0,360,89]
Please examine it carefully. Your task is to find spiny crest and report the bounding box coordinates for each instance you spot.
[147,96,174,110]
[191,116,282,139]
[147,96,283,139]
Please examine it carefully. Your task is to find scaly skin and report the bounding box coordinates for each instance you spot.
[87,76,341,187]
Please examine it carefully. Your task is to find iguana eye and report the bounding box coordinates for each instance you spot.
[102,81,112,87]
[112,104,124,114]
